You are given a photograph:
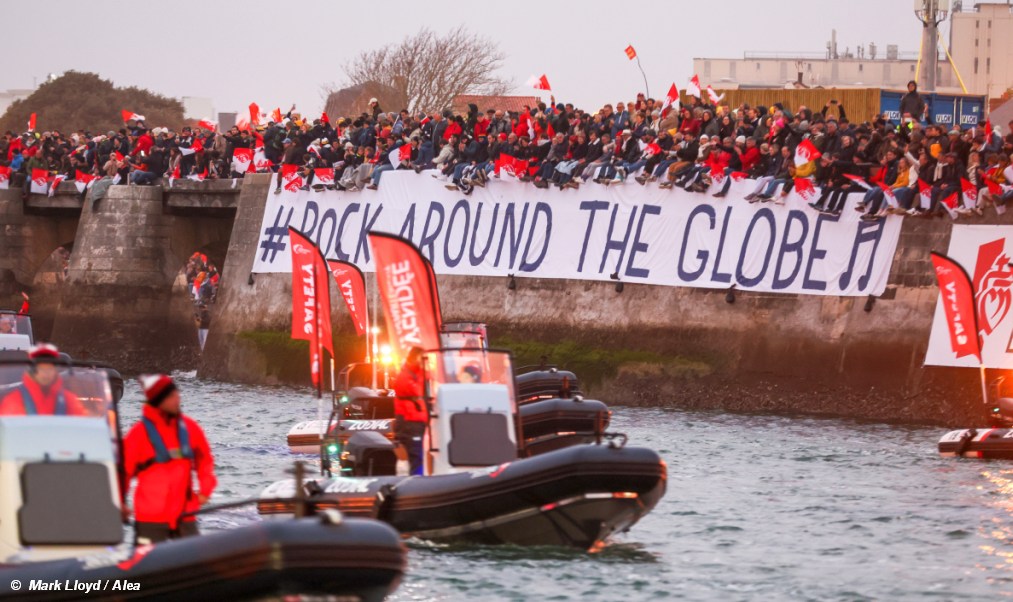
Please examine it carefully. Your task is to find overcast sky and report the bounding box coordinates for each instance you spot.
[5,0,935,117]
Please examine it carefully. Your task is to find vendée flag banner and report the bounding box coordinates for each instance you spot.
[289,227,334,390]
[928,252,981,363]
[926,226,1013,368]
[368,232,442,360]
[326,259,368,336]
[253,171,902,297]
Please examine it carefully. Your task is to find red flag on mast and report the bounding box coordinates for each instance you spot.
[930,252,982,362]
[27,113,37,132]
[368,232,443,360]
[289,228,334,391]
[327,260,368,336]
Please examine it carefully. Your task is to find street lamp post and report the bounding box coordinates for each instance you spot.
[914,0,950,92]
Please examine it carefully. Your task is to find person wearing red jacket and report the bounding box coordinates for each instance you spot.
[392,347,427,475]
[0,343,87,416]
[123,374,216,544]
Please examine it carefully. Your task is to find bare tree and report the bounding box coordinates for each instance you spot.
[339,26,511,115]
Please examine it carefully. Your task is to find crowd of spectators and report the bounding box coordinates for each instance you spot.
[3,81,1013,221]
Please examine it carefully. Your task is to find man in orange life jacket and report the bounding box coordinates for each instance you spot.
[0,343,87,416]
[393,346,427,475]
[123,374,217,544]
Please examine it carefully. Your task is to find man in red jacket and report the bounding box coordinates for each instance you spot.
[392,347,427,475]
[0,343,87,416]
[123,374,217,544]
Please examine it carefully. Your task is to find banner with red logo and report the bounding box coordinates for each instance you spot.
[326,260,368,336]
[368,232,443,359]
[926,226,1013,367]
[289,227,333,390]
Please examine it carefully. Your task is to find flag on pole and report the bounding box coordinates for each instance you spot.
[917,179,933,209]
[940,192,960,219]
[929,252,982,362]
[686,75,702,98]
[326,260,368,336]
[232,148,254,173]
[706,86,725,104]
[368,232,443,361]
[249,103,261,127]
[0,165,10,190]
[121,110,145,122]
[289,227,334,391]
[197,119,217,131]
[272,107,283,123]
[842,174,872,189]
[794,139,822,166]
[48,174,66,197]
[960,178,978,209]
[877,182,898,207]
[179,139,204,156]
[660,83,680,116]
[388,144,411,168]
[526,74,552,91]
[27,113,36,132]
[624,45,637,60]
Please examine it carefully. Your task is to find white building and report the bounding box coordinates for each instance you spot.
[949,2,1013,98]
[182,96,215,121]
[0,89,34,119]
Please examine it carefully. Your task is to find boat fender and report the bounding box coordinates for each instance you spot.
[603,432,628,449]
[954,428,978,458]
[319,508,344,525]
[374,483,398,522]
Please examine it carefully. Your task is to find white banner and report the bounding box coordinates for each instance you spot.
[252,171,902,296]
[926,225,1013,368]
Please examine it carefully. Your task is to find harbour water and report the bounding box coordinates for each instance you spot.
[119,373,1013,601]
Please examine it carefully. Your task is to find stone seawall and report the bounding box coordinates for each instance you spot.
[199,175,1002,427]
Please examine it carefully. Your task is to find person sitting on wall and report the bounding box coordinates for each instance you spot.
[0,343,87,416]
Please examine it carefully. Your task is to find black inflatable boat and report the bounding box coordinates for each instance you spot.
[0,514,405,601]
[260,442,666,550]
[939,428,1013,459]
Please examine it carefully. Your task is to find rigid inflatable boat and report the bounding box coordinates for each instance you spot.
[939,427,1013,459]
[0,358,405,601]
[266,348,665,550]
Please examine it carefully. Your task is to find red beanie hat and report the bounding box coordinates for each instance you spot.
[140,374,177,406]
[28,343,60,362]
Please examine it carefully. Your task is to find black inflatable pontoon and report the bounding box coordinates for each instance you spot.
[261,443,666,550]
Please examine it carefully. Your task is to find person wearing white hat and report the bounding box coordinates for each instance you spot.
[122,374,217,544]
[0,343,86,415]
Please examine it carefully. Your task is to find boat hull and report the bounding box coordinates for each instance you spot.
[939,428,1013,459]
[260,444,666,550]
[0,516,404,601]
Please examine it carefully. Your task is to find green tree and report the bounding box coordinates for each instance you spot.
[0,71,185,134]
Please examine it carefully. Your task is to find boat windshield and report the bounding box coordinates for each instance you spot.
[0,363,114,419]
[0,313,33,350]
[423,348,515,399]
[440,330,487,350]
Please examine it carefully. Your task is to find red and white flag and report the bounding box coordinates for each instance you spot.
[526,74,552,91]
[232,148,254,173]
[169,164,180,187]
[271,107,283,123]
[48,174,66,197]
[249,103,261,127]
[624,45,637,60]
[930,252,982,362]
[326,260,368,336]
[940,192,960,219]
[706,85,725,104]
[388,143,411,168]
[313,168,334,185]
[842,174,872,189]
[121,109,145,122]
[368,232,443,360]
[917,179,933,210]
[960,178,978,209]
[27,113,36,132]
[179,138,204,156]
[74,170,97,193]
[282,164,303,192]
[494,154,529,177]
[289,227,334,392]
[187,167,208,182]
[660,83,680,116]
[252,148,272,172]
[877,182,898,207]
[794,177,817,202]
[686,75,702,98]
[0,165,10,190]
[30,168,49,194]
[794,139,821,166]
[197,119,217,131]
